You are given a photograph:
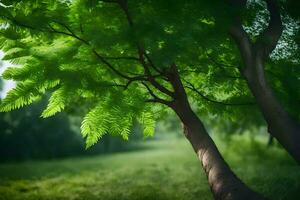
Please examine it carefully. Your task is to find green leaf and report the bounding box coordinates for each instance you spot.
[81,104,110,148]
[41,86,69,118]
[138,112,155,137]
[0,81,42,112]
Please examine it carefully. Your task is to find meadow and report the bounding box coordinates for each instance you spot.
[0,134,299,200]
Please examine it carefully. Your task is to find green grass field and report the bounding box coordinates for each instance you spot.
[0,135,299,200]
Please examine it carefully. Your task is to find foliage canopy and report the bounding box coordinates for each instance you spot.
[0,0,299,147]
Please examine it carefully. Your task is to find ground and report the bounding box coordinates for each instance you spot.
[0,134,299,200]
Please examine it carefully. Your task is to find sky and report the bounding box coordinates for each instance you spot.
[0,51,16,98]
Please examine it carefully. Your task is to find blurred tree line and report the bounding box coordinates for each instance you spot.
[0,75,144,162]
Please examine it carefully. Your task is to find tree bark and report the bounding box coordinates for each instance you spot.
[229,0,300,164]
[171,100,265,200]
[167,64,265,200]
[243,52,300,162]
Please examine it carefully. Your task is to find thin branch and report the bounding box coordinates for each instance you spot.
[2,14,148,89]
[50,23,143,82]
[184,80,255,106]
[116,0,175,98]
[124,75,147,89]
[55,21,133,52]
[48,22,89,45]
[49,22,138,81]
[2,14,45,32]
[92,49,144,81]
[141,82,172,105]
[137,47,174,97]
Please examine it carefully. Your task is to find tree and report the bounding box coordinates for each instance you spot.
[0,0,281,199]
[227,0,300,163]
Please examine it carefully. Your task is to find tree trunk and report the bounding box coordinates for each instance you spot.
[242,53,300,163]
[166,64,265,199]
[229,0,300,164]
[171,101,265,200]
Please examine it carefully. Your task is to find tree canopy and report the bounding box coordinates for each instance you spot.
[0,0,298,148]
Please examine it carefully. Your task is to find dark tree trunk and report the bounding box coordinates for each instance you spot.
[167,65,265,200]
[229,0,300,164]
[171,101,265,200]
[243,54,300,162]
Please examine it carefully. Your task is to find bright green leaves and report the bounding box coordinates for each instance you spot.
[2,64,39,81]
[41,86,71,118]
[79,87,157,148]
[80,105,133,149]
[81,104,111,148]
[0,81,40,112]
[109,106,133,140]
[2,47,28,61]
[80,103,156,149]
[0,79,59,112]
[137,112,155,137]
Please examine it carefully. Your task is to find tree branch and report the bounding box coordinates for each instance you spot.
[137,47,175,97]
[0,13,150,90]
[166,64,190,102]
[229,21,253,72]
[255,0,283,58]
[50,22,142,82]
[116,0,175,98]
[50,21,90,45]
[141,82,172,105]
[184,80,255,106]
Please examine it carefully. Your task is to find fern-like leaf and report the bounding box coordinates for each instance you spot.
[138,112,155,137]
[81,104,110,148]
[0,81,41,112]
[41,86,69,118]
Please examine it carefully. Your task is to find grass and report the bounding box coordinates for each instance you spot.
[0,134,299,200]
